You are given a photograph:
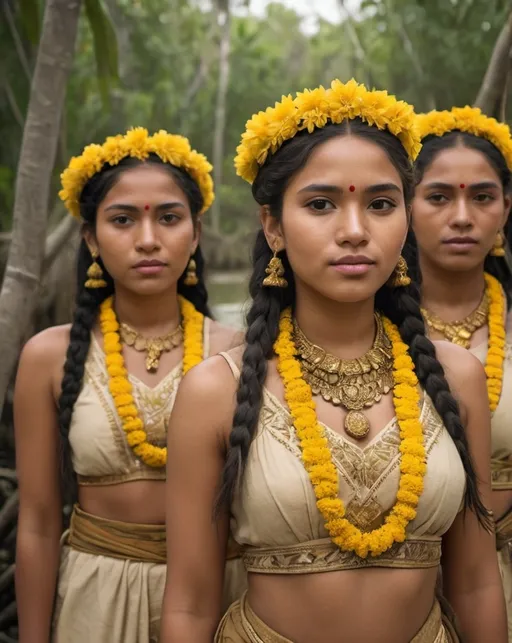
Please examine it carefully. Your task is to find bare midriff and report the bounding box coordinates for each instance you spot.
[247,566,439,643]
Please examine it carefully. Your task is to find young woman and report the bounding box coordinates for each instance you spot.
[161,81,506,642]
[14,128,244,643]
[407,106,512,637]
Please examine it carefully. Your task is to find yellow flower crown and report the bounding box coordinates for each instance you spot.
[234,78,422,184]
[59,127,215,218]
[416,106,512,170]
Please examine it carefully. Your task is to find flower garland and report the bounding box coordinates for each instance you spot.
[484,272,506,412]
[99,295,204,467]
[234,78,422,184]
[274,309,426,558]
[60,128,215,218]
[416,106,512,171]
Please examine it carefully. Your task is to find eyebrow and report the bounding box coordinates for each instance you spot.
[424,181,500,190]
[298,182,401,195]
[104,201,186,212]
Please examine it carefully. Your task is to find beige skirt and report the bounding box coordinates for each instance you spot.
[496,509,512,642]
[215,592,459,643]
[52,506,247,643]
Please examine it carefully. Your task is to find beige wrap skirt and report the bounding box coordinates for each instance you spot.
[52,506,246,643]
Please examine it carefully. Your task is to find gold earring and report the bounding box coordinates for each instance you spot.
[85,250,107,289]
[262,248,288,288]
[490,230,506,257]
[388,255,411,288]
[184,258,198,286]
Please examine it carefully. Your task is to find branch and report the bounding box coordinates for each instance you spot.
[474,6,512,115]
[43,215,79,272]
[3,1,32,83]
[3,80,24,129]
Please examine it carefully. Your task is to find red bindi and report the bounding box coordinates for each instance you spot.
[144,204,150,210]
[349,185,356,192]
[459,184,466,189]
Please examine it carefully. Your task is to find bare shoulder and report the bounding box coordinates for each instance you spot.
[178,350,239,409]
[431,339,487,419]
[19,324,71,370]
[207,318,244,355]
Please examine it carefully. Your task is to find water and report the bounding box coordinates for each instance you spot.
[207,271,249,329]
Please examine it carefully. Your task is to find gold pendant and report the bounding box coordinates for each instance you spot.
[344,410,370,440]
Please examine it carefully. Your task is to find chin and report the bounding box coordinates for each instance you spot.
[323,282,379,304]
[126,279,176,297]
[437,254,486,273]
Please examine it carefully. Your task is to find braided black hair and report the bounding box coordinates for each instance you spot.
[58,154,212,489]
[405,131,512,308]
[218,120,490,529]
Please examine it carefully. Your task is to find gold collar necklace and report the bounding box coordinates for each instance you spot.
[421,292,489,349]
[119,322,183,372]
[293,314,394,440]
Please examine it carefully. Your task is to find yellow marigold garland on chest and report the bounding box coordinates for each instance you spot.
[234,78,422,184]
[99,295,204,467]
[274,309,426,558]
[484,273,506,412]
[416,106,512,170]
[60,128,215,218]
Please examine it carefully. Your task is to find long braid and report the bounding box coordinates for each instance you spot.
[57,251,113,496]
[217,231,293,507]
[376,282,491,529]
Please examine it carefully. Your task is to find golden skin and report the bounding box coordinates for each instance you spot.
[14,164,239,643]
[162,136,505,642]
[412,144,512,521]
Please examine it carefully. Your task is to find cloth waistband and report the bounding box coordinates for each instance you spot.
[67,505,242,563]
[496,507,512,555]
[241,536,442,574]
[215,592,458,642]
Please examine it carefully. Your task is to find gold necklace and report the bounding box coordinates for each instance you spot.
[421,293,489,349]
[119,322,183,372]
[293,314,394,440]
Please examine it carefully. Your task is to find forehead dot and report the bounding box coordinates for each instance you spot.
[349,185,356,192]
[144,204,150,210]
[459,184,466,189]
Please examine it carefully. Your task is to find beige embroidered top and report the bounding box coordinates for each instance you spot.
[470,313,512,491]
[220,352,465,573]
[69,317,211,485]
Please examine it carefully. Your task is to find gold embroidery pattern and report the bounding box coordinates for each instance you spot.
[242,537,441,573]
[261,388,444,531]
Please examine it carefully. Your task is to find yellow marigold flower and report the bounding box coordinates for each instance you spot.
[98,295,204,468]
[416,107,512,171]
[234,78,421,184]
[60,129,214,218]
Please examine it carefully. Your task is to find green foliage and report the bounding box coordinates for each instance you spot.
[1,0,511,238]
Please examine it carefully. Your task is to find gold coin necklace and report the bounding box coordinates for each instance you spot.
[421,292,489,349]
[119,322,183,372]
[293,314,394,440]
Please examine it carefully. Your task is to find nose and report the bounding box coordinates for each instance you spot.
[333,202,368,247]
[450,196,473,231]
[135,218,161,253]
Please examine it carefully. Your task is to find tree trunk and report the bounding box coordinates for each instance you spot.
[210,0,231,235]
[0,0,82,418]
[474,6,512,116]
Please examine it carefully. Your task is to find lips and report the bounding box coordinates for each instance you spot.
[331,255,375,266]
[442,237,478,245]
[133,259,167,268]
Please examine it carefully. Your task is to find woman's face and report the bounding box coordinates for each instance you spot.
[412,145,509,273]
[85,164,198,297]
[263,134,408,304]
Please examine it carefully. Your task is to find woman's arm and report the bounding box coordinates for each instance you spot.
[161,355,237,642]
[15,330,64,643]
[438,342,507,642]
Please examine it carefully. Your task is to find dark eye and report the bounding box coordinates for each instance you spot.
[307,198,334,213]
[112,214,132,225]
[427,193,448,204]
[369,198,395,212]
[160,213,179,224]
[474,193,494,203]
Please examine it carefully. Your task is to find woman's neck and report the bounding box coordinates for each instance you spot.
[294,284,377,360]
[419,255,486,320]
[111,284,181,336]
